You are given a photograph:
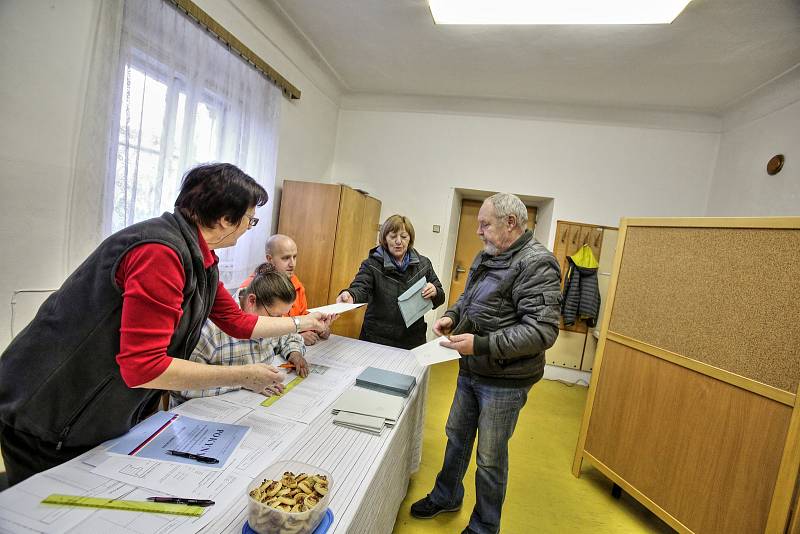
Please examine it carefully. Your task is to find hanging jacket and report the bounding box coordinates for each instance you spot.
[561,255,600,327]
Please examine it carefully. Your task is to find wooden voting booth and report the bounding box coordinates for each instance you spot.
[573,217,800,534]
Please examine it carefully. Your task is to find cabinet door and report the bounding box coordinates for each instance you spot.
[328,187,369,338]
[336,196,381,338]
[277,181,340,309]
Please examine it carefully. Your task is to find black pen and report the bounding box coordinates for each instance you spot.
[166,449,220,464]
[147,496,215,507]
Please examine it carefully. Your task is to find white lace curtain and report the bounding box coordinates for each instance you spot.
[67,0,281,288]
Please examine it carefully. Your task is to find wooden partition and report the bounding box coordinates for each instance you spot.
[573,217,800,534]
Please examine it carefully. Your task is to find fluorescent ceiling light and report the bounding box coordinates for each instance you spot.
[428,0,693,25]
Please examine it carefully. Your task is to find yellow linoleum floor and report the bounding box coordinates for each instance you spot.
[391,359,673,534]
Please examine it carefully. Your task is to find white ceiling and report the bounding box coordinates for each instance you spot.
[270,0,800,113]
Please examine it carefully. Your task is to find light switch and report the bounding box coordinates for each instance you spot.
[432,225,441,233]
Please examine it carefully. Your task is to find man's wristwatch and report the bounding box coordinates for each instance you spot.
[292,316,301,333]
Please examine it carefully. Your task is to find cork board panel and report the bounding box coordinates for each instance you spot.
[609,226,800,393]
[586,341,792,534]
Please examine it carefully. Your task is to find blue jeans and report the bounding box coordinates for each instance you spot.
[429,374,531,534]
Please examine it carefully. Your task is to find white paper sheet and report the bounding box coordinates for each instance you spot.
[170,396,253,423]
[0,462,134,534]
[411,336,462,366]
[92,449,250,502]
[307,302,366,314]
[220,364,362,424]
[63,487,225,534]
[228,411,305,477]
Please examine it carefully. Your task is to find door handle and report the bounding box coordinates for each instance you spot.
[454,265,466,281]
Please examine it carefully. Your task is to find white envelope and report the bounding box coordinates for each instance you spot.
[411,336,461,367]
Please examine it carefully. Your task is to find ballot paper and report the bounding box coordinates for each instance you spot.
[411,336,461,366]
[108,411,249,468]
[307,302,366,314]
[397,277,433,327]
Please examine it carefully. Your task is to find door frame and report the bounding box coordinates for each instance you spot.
[438,188,555,318]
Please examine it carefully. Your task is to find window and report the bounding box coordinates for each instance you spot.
[113,61,225,233]
[107,0,281,286]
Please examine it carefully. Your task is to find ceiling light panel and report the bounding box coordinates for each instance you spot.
[428,0,693,25]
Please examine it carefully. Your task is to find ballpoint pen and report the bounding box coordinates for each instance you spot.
[147,497,216,507]
[166,449,220,464]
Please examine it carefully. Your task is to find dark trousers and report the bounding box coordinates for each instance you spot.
[429,375,531,534]
[0,424,91,487]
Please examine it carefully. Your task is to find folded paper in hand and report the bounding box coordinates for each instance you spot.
[307,302,366,314]
[411,336,461,367]
[397,277,433,328]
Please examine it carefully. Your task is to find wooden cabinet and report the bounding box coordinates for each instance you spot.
[276,181,381,339]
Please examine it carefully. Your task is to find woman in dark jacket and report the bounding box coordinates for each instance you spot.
[337,215,445,349]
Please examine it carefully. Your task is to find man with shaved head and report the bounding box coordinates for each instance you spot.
[240,234,329,345]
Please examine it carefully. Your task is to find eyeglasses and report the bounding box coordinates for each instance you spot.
[245,214,259,228]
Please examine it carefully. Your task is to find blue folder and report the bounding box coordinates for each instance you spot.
[356,366,416,397]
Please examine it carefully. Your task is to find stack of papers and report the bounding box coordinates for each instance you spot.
[356,366,416,397]
[333,412,386,436]
[331,387,406,434]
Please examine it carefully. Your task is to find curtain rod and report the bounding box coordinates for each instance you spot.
[166,0,301,100]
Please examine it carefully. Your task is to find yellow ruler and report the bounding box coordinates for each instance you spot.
[41,494,206,517]
[261,376,305,407]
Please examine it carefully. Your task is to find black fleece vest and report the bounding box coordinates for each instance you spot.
[0,211,217,448]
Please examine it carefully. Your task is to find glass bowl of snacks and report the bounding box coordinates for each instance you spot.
[246,460,332,534]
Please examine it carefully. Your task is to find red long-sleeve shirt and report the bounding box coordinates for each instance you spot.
[114,229,258,387]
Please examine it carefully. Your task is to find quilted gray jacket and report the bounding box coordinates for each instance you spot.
[444,230,562,386]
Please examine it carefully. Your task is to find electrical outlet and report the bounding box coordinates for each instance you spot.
[219,261,235,272]
[432,225,441,233]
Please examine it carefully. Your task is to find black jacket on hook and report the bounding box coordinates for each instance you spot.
[561,256,600,327]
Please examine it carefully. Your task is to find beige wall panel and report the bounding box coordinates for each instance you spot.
[547,330,586,369]
[585,340,792,534]
[582,229,618,372]
[608,226,800,393]
[581,334,598,372]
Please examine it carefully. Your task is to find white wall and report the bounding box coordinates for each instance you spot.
[0,0,96,349]
[706,68,800,215]
[0,0,342,349]
[332,106,721,285]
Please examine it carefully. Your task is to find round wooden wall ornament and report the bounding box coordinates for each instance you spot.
[767,154,784,175]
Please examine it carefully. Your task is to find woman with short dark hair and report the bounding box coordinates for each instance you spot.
[337,214,445,349]
[0,163,331,486]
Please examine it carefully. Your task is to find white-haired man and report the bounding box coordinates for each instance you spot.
[410,193,562,534]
